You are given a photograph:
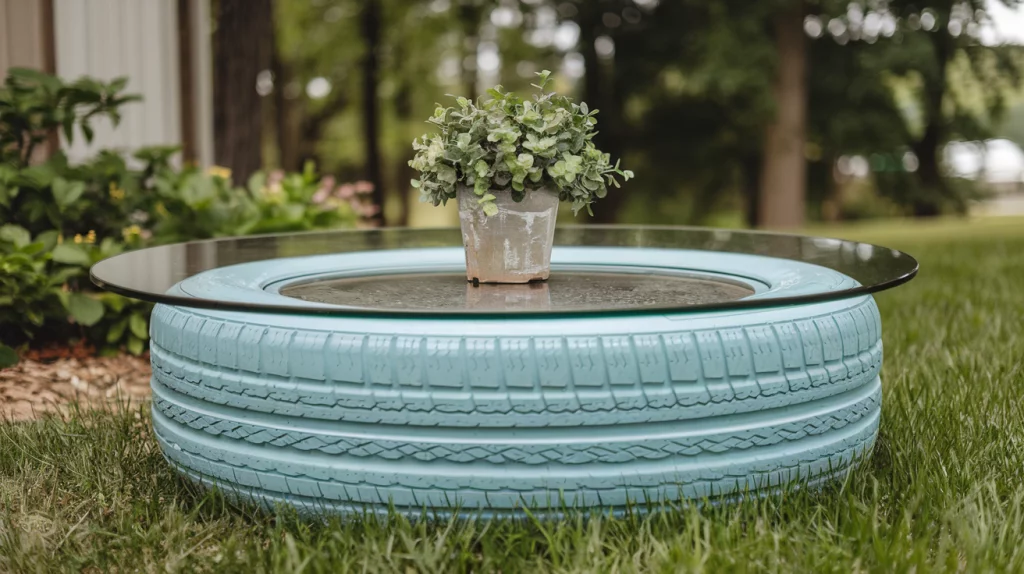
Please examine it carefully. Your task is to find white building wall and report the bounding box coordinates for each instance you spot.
[52,0,212,166]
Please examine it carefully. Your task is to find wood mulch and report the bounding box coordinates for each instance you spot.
[0,344,151,421]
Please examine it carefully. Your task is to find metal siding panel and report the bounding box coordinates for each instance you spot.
[190,0,214,166]
[161,0,181,147]
[0,0,10,73]
[121,0,144,150]
[54,0,90,78]
[139,0,165,150]
[5,0,43,68]
[53,0,182,160]
[54,0,91,160]
[88,0,118,151]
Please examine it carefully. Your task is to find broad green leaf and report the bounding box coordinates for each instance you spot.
[36,230,60,251]
[129,313,148,340]
[52,177,85,210]
[51,244,91,266]
[127,335,144,356]
[107,318,128,343]
[0,344,17,368]
[0,225,31,247]
[66,293,104,326]
[482,202,499,216]
[101,293,126,312]
[20,241,46,255]
[17,164,55,187]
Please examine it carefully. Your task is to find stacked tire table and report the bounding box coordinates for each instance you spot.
[92,226,917,516]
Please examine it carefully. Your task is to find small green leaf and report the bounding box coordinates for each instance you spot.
[474,160,489,178]
[478,193,496,204]
[436,164,457,184]
[410,179,421,188]
[129,312,148,340]
[51,244,91,266]
[66,293,104,326]
[482,202,499,216]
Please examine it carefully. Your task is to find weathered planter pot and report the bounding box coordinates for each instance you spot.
[457,185,559,283]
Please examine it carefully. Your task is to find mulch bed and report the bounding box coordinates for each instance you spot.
[0,344,151,421]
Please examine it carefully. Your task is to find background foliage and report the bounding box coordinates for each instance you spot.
[261,0,1024,227]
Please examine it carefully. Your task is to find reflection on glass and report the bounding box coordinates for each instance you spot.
[465,281,552,310]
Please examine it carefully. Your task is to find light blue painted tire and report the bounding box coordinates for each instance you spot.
[149,248,883,516]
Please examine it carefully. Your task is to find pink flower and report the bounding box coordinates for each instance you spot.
[354,180,374,195]
[358,203,381,217]
[312,188,330,204]
[268,169,285,186]
[336,184,356,199]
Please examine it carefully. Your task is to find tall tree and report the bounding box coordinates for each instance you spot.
[758,1,808,228]
[213,0,273,184]
[456,0,485,98]
[360,0,386,224]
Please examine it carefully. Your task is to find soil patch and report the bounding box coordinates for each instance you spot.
[0,353,151,421]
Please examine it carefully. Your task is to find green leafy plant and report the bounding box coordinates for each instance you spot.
[0,225,78,338]
[0,68,366,365]
[409,70,633,216]
[0,67,139,167]
[147,161,364,243]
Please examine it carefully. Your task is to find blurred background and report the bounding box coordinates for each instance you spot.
[3,0,1024,229]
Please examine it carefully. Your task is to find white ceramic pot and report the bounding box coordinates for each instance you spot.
[457,185,559,283]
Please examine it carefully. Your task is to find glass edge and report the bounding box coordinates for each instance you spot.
[88,263,919,319]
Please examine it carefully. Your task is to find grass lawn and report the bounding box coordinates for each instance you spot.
[2,217,1023,572]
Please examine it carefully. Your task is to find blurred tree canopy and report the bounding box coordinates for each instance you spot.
[211,0,1024,226]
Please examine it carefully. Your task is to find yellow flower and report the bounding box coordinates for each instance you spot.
[121,225,142,240]
[85,230,96,244]
[109,182,125,201]
[73,234,83,244]
[206,165,232,180]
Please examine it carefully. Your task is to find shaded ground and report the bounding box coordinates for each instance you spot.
[0,217,1022,572]
[0,354,150,421]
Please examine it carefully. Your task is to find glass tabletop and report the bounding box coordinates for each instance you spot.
[90,226,918,317]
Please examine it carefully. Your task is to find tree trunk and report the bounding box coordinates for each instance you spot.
[458,1,481,98]
[213,0,273,184]
[360,0,386,225]
[757,2,808,228]
[741,155,762,227]
[911,25,955,217]
[393,41,414,227]
[272,51,303,172]
[578,1,624,224]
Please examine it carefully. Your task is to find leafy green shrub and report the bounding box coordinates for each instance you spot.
[0,223,144,357]
[409,70,632,216]
[0,68,366,364]
[146,161,365,244]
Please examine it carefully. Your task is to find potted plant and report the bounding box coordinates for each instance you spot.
[409,70,633,283]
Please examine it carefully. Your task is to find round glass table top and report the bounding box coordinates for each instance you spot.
[90,226,917,317]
